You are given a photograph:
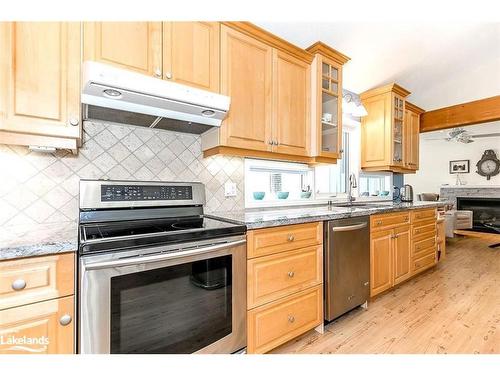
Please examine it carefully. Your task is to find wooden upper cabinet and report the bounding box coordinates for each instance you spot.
[306,42,350,163]
[219,25,273,151]
[272,50,310,156]
[0,296,74,354]
[163,22,219,92]
[360,83,412,173]
[83,22,162,77]
[0,22,81,150]
[404,102,424,171]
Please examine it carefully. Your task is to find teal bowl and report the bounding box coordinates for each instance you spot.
[380,190,390,196]
[253,192,265,200]
[301,191,312,199]
[277,191,289,199]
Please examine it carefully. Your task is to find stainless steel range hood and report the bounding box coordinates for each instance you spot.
[81,62,230,134]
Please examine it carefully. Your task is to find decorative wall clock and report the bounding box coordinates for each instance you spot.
[476,149,500,180]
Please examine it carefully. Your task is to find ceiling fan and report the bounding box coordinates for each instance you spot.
[426,127,500,144]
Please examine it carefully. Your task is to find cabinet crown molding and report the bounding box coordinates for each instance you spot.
[222,22,314,63]
[306,41,350,65]
[405,101,425,114]
[360,83,411,100]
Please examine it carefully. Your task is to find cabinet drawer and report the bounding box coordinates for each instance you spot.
[412,220,436,239]
[411,208,436,223]
[0,253,74,310]
[247,246,322,309]
[412,252,436,274]
[0,295,74,354]
[247,222,322,259]
[370,212,410,231]
[247,285,322,354]
[412,237,436,258]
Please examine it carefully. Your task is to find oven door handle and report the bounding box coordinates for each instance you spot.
[83,239,246,270]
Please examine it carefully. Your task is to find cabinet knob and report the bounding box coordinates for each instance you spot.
[376,220,382,225]
[268,140,274,145]
[287,235,295,242]
[59,314,72,326]
[69,118,79,126]
[154,68,162,78]
[404,216,409,222]
[288,315,295,323]
[274,140,279,146]
[165,72,172,79]
[11,279,26,291]
[287,271,295,278]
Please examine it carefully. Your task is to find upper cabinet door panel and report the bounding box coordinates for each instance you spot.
[219,25,272,151]
[84,22,162,77]
[0,22,81,139]
[163,22,219,92]
[361,97,389,166]
[273,50,310,156]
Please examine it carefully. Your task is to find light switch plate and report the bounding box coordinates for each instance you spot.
[224,181,237,197]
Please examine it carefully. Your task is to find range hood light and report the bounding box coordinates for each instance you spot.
[103,89,123,99]
[201,109,216,117]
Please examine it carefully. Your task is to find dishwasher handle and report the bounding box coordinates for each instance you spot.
[331,222,367,232]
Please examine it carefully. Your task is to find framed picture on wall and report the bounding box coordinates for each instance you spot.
[449,160,470,174]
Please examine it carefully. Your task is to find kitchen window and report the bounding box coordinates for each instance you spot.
[244,159,314,207]
[315,132,350,197]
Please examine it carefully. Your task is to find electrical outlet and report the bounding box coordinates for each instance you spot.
[224,181,237,197]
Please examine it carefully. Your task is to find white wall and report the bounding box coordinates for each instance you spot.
[405,136,500,195]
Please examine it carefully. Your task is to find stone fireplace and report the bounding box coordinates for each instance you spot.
[440,186,500,234]
[456,197,500,234]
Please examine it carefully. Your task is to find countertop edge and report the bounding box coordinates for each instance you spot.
[210,202,447,230]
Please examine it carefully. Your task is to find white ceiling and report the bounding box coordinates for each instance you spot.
[255,22,500,111]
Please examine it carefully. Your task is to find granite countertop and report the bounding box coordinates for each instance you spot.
[209,201,447,230]
[0,222,78,261]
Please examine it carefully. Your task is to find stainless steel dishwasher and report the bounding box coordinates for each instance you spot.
[324,216,370,321]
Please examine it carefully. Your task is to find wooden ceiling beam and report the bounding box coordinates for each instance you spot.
[420,95,500,133]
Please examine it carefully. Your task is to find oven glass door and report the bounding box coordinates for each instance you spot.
[109,255,232,354]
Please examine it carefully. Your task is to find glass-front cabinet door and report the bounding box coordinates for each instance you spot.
[392,94,405,166]
[319,58,342,157]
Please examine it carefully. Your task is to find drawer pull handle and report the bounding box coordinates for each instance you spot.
[59,314,72,326]
[415,229,420,234]
[288,315,295,323]
[287,271,295,278]
[11,279,26,291]
[376,220,382,225]
[287,235,295,242]
[404,216,409,222]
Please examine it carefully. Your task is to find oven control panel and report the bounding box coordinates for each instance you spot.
[101,185,193,201]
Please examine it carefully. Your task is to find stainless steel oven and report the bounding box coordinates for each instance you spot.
[77,180,247,354]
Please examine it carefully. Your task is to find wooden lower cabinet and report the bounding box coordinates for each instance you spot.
[392,225,412,284]
[0,295,74,354]
[246,222,323,353]
[247,285,322,354]
[0,253,75,354]
[370,229,393,296]
[0,253,74,311]
[247,245,322,309]
[370,209,437,298]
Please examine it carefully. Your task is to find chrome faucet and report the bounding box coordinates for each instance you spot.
[347,173,357,204]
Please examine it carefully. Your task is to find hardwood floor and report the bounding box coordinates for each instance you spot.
[272,237,500,354]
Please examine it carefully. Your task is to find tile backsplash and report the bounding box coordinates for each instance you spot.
[0,121,244,227]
